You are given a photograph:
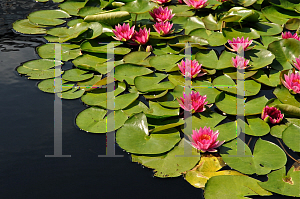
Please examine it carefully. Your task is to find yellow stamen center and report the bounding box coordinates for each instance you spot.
[200,134,211,140]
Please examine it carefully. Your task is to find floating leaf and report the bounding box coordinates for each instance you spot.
[72,53,108,73]
[115,64,153,85]
[213,120,240,142]
[262,6,300,25]
[268,39,300,70]
[270,124,287,139]
[204,175,272,199]
[282,124,300,152]
[38,78,72,93]
[58,87,85,99]
[62,68,93,82]
[28,9,71,26]
[192,81,221,104]
[81,40,130,55]
[84,11,131,26]
[196,50,236,70]
[120,0,157,14]
[245,117,270,136]
[149,54,184,72]
[132,139,200,178]
[215,92,268,115]
[184,156,243,188]
[59,0,88,15]
[77,75,102,91]
[258,165,300,197]
[37,43,81,61]
[22,59,62,70]
[135,73,175,92]
[76,107,128,133]
[116,112,181,154]
[273,85,300,107]
[122,100,149,117]
[220,138,287,175]
[251,69,280,87]
[123,51,151,66]
[145,101,179,119]
[13,19,47,34]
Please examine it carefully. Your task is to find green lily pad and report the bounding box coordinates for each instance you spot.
[62,68,93,82]
[115,64,153,85]
[273,85,300,107]
[84,11,131,26]
[96,92,139,110]
[220,138,287,175]
[26,69,63,80]
[181,111,226,136]
[168,72,186,87]
[123,51,151,66]
[268,38,300,70]
[202,14,222,31]
[122,100,149,117]
[270,124,288,139]
[81,81,126,105]
[76,107,128,133]
[262,6,300,25]
[221,7,258,23]
[22,59,62,70]
[246,117,270,136]
[282,124,300,152]
[72,53,108,73]
[116,112,181,154]
[207,31,227,46]
[38,78,72,93]
[168,5,195,17]
[223,68,257,80]
[83,22,103,39]
[59,0,88,15]
[135,73,175,92]
[185,156,243,188]
[251,69,280,87]
[81,40,130,55]
[152,45,180,55]
[196,50,236,70]
[285,18,300,30]
[145,101,179,119]
[132,138,200,178]
[13,19,47,34]
[45,22,90,43]
[212,75,261,96]
[258,165,300,197]
[76,75,102,91]
[245,47,275,70]
[192,81,221,104]
[120,0,157,14]
[67,19,84,27]
[78,6,103,17]
[251,22,283,36]
[149,54,184,72]
[57,87,85,99]
[274,104,300,117]
[188,28,211,40]
[223,27,260,40]
[215,92,268,116]
[37,43,81,61]
[213,120,240,142]
[204,175,272,199]
[28,9,71,26]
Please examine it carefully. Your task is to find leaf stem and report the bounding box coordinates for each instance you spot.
[247,137,252,146]
[134,14,138,27]
[276,138,300,164]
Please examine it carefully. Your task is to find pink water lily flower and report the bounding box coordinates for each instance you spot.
[149,7,175,22]
[187,126,225,153]
[178,59,203,78]
[282,71,300,94]
[151,0,171,4]
[292,55,300,70]
[227,37,253,52]
[153,21,174,36]
[177,91,208,113]
[231,55,250,69]
[261,106,284,124]
[183,0,208,9]
[281,31,299,40]
[112,23,135,42]
[178,0,183,3]
[131,27,150,45]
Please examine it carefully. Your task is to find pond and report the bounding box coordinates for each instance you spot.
[1,0,299,198]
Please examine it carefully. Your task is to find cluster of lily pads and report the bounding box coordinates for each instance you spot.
[13,0,300,198]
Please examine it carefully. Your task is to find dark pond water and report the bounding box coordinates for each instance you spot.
[0,1,297,198]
